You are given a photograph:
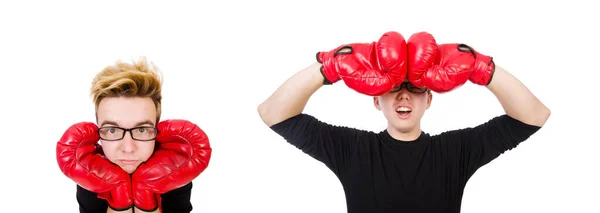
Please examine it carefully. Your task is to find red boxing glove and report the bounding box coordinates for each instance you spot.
[131,119,212,212]
[56,122,133,211]
[408,32,475,93]
[466,46,495,86]
[407,31,440,88]
[317,31,408,96]
[421,43,476,92]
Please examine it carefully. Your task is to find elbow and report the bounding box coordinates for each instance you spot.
[257,103,272,126]
[511,105,551,128]
[531,105,551,127]
[539,106,551,126]
[257,103,266,119]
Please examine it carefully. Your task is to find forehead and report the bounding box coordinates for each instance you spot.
[96,97,157,126]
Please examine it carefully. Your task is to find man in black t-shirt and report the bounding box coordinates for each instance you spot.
[257,31,550,213]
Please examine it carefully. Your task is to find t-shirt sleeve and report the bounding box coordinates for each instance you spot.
[160,182,193,213]
[270,113,363,176]
[76,185,108,213]
[444,114,541,179]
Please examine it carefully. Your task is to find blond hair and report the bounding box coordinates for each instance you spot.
[90,57,163,122]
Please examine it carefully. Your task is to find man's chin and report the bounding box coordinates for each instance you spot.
[391,122,417,133]
[120,164,141,174]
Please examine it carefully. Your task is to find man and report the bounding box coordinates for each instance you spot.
[257,31,550,213]
[56,57,212,213]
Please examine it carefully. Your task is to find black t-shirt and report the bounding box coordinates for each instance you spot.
[76,182,193,213]
[270,113,541,213]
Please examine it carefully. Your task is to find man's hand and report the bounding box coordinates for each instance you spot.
[317,31,408,96]
[408,32,477,93]
[56,122,133,211]
[464,45,495,86]
[131,119,211,212]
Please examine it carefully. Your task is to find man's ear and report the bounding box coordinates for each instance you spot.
[373,97,382,110]
[426,92,433,109]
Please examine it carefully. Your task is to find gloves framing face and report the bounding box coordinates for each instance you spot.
[317,31,495,95]
[56,119,212,212]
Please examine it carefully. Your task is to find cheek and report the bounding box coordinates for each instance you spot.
[137,142,156,160]
[415,95,429,109]
[100,142,119,159]
[379,97,395,110]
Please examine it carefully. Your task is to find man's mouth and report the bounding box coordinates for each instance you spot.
[395,106,412,115]
[119,160,139,165]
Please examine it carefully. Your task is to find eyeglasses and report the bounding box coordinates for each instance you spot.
[98,126,158,141]
[390,82,429,93]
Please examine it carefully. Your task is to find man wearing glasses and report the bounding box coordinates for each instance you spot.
[257,31,550,213]
[56,57,212,213]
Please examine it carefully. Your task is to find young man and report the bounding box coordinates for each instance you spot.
[258,31,550,213]
[56,57,212,213]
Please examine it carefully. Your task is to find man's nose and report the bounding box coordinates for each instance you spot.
[120,132,136,153]
[396,88,411,99]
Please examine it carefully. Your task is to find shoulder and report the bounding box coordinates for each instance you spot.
[428,114,542,146]
[429,115,513,136]
[163,181,193,196]
[76,184,98,196]
[271,113,372,135]
[160,182,194,212]
[76,184,108,212]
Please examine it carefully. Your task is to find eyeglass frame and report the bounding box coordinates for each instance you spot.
[97,126,159,141]
[389,82,430,94]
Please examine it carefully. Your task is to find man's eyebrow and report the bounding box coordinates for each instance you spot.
[99,120,155,127]
[135,120,155,127]
[100,120,119,126]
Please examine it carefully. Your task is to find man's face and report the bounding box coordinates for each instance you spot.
[96,97,157,174]
[374,82,432,134]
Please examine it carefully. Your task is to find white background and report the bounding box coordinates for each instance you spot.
[0,0,598,212]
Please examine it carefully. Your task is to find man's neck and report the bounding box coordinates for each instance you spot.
[386,126,422,142]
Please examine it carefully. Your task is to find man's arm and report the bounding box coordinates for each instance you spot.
[258,62,324,126]
[486,66,551,127]
[445,65,551,178]
[257,62,365,175]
